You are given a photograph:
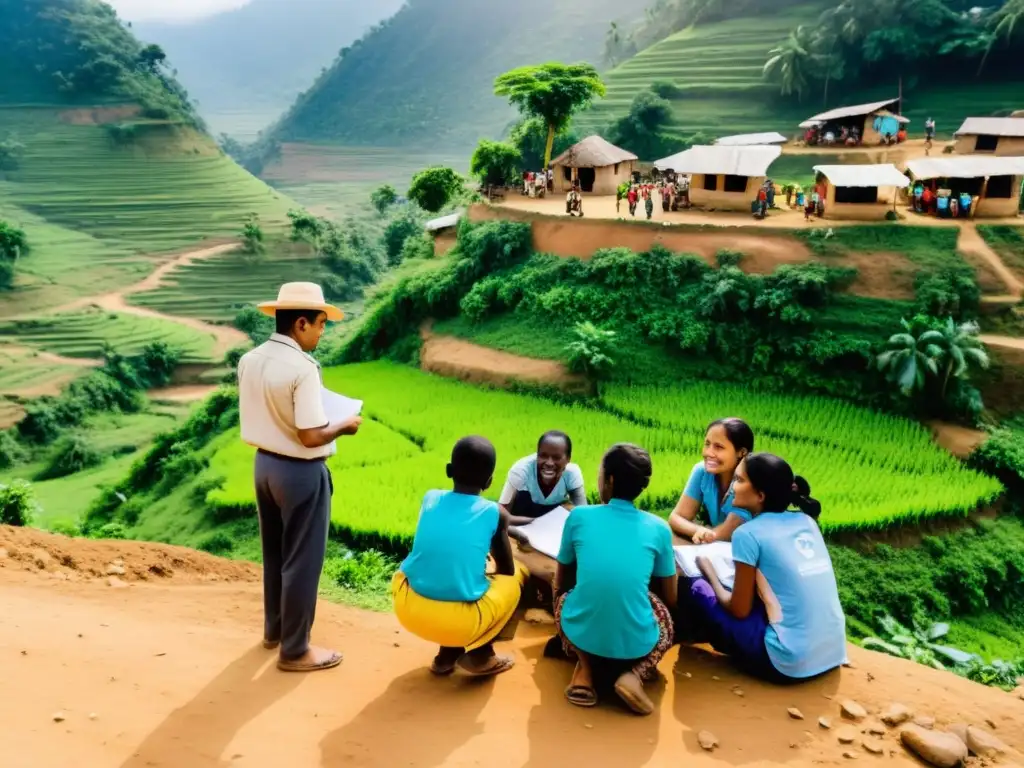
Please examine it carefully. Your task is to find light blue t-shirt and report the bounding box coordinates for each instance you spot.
[401,490,498,602]
[732,512,848,679]
[683,461,751,527]
[499,454,586,507]
[557,499,677,659]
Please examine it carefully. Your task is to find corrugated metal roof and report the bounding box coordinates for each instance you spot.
[715,132,788,146]
[653,145,782,176]
[906,155,1024,179]
[425,212,461,232]
[813,164,909,188]
[804,98,900,123]
[550,135,638,168]
[955,117,1024,137]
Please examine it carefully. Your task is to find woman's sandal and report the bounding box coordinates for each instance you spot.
[613,674,654,716]
[276,649,343,673]
[456,654,515,678]
[564,684,598,708]
[429,657,459,676]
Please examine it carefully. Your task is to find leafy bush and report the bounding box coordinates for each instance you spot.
[915,268,980,320]
[37,433,105,481]
[383,214,422,267]
[970,425,1024,502]
[956,657,1024,690]
[407,166,464,213]
[400,233,435,262]
[198,531,234,555]
[94,522,128,540]
[716,249,744,268]
[241,213,265,255]
[234,305,274,345]
[0,430,27,469]
[323,549,398,592]
[48,518,83,537]
[370,184,398,214]
[470,139,522,186]
[0,480,38,526]
[137,342,182,388]
[650,80,683,99]
[861,615,975,670]
[565,321,616,379]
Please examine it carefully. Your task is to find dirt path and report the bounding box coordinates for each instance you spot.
[1,529,1022,768]
[958,224,1024,300]
[420,327,587,392]
[981,334,1024,352]
[926,420,988,459]
[147,384,221,403]
[41,243,248,359]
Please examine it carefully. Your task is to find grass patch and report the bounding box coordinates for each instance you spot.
[978,226,1024,282]
[797,225,965,271]
[0,308,218,363]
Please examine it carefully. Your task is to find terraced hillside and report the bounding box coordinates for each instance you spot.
[578,4,1024,143]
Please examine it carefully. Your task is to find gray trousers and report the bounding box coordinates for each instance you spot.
[254,450,333,660]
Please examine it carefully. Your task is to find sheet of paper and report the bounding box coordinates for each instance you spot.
[517,505,570,559]
[675,541,735,589]
[322,388,363,423]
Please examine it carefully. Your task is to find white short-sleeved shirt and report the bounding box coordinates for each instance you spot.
[237,333,334,460]
[498,454,585,507]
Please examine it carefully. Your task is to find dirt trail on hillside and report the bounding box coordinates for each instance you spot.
[981,334,1024,351]
[958,224,1024,299]
[926,421,988,458]
[2,528,1022,768]
[147,384,221,403]
[47,242,248,359]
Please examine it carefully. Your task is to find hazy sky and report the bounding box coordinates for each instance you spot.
[107,0,252,23]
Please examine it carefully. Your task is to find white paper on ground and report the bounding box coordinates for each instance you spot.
[322,388,363,423]
[675,541,735,590]
[516,505,570,559]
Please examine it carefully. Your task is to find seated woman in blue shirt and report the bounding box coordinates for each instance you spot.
[681,453,847,682]
[393,436,529,678]
[500,431,586,532]
[554,443,678,715]
[669,418,754,544]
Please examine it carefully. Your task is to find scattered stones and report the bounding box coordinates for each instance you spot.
[107,576,128,588]
[111,558,124,567]
[842,700,868,722]
[711,675,721,681]
[914,716,936,730]
[523,609,554,625]
[900,725,968,768]
[966,726,1013,759]
[843,751,859,760]
[698,731,719,751]
[584,723,593,730]
[865,721,886,736]
[88,713,98,721]
[732,687,744,697]
[52,712,66,723]
[106,564,125,576]
[837,725,859,745]
[790,740,799,749]
[863,741,885,756]
[948,723,969,747]
[881,703,913,727]
[788,707,805,720]
[819,717,833,730]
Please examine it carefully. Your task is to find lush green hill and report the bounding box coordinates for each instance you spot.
[263,0,644,151]
[578,2,1024,144]
[134,0,404,140]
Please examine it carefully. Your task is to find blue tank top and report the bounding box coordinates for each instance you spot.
[401,490,499,602]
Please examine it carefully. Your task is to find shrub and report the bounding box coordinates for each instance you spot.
[566,321,616,379]
[970,426,1024,503]
[94,522,128,540]
[323,549,398,592]
[17,400,64,444]
[241,213,264,255]
[137,342,182,388]
[915,268,980,320]
[37,433,105,480]
[400,233,434,262]
[48,519,83,537]
[0,480,39,526]
[383,215,422,266]
[0,430,27,469]
[370,184,398,214]
[234,305,274,345]
[407,166,464,213]
[470,139,522,186]
[197,531,234,555]
[650,80,683,99]
[716,249,744,268]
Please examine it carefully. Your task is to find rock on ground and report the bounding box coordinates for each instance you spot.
[698,730,718,751]
[901,725,968,768]
[863,740,885,755]
[837,725,859,745]
[966,726,1016,759]
[881,703,913,727]
[819,717,832,729]
[842,700,868,722]
[914,715,936,730]
[788,708,805,720]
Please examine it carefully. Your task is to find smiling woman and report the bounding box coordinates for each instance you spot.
[499,431,587,528]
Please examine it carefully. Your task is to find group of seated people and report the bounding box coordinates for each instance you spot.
[391,420,848,716]
[912,182,974,218]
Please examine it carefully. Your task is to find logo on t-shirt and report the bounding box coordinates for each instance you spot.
[794,533,816,560]
[794,532,830,577]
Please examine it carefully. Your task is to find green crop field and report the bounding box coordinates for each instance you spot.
[0,344,89,395]
[577,4,1024,144]
[129,248,329,323]
[0,107,294,253]
[201,362,1002,549]
[0,308,218,363]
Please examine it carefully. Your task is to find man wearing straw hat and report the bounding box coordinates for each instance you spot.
[238,282,362,672]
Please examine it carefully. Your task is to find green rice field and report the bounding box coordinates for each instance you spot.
[0,107,294,253]
[0,308,218,363]
[578,4,1024,145]
[129,248,329,324]
[202,362,1003,549]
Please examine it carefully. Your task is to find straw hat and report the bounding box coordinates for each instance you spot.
[257,282,343,321]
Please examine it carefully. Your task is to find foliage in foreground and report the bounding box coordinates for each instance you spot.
[0,480,38,527]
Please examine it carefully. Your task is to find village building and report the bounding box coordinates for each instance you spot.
[812,164,910,221]
[800,98,909,145]
[425,211,461,255]
[653,145,781,211]
[714,132,788,146]
[905,155,1024,218]
[953,117,1024,156]
[550,135,638,195]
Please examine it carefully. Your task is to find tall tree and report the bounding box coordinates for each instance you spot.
[925,318,990,400]
[763,26,815,100]
[876,318,941,395]
[978,0,1024,74]
[494,63,606,170]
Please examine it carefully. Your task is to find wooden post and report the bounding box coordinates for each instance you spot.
[974,176,989,220]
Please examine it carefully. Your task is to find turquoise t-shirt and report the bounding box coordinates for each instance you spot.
[732,512,848,679]
[557,499,677,659]
[401,490,498,602]
[682,461,751,527]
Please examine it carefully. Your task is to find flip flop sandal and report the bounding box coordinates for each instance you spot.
[457,655,515,678]
[564,685,598,708]
[613,679,654,716]
[276,651,343,673]
[429,659,458,676]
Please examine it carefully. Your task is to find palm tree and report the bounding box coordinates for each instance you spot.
[978,0,1024,75]
[923,318,990,400]
[763,26,814,100]
[876,318,942,395]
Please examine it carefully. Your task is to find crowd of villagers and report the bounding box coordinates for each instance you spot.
[392,419,848,716]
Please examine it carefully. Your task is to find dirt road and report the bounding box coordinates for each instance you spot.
[1,530,1021,768]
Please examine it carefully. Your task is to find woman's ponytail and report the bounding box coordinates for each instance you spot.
[791,475,822,522]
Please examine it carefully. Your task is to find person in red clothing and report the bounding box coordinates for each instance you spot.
[627,186,638,217]
[756,186,768,219]
[922,185,935,214]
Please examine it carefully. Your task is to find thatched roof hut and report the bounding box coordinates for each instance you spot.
[550,135,638,194]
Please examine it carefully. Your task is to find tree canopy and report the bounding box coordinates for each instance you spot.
[495,62,606,169]
[470,140,522,186]
[407,166,464,213]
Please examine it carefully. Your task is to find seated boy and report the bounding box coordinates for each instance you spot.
[392,436,529,677]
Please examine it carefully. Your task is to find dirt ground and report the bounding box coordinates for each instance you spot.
[926,421,988,459]
[58,106,141,126]
[146,384,222,403]
[1,528,1022,768]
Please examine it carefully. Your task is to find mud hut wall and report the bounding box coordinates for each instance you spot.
[953,135,1024,156]
[975,175,1023,217]
[689,173,762,211]
[822,183,897,220]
